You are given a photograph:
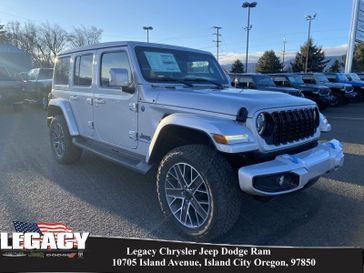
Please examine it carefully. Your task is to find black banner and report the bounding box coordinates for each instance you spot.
[0,236,362,272]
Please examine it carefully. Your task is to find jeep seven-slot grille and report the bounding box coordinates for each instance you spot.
[264,108,319,145]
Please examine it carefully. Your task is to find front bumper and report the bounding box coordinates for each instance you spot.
[238,139,344,196]
[343,91,358,100]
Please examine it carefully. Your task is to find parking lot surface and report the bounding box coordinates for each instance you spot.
[0,103,363,246]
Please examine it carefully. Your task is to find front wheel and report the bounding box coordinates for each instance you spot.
[330,93,343,107]
[157,144,241,241]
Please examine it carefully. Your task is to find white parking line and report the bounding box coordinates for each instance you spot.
[325,116,364,121]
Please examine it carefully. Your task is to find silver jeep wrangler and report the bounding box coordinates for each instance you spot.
[47,41,344,240]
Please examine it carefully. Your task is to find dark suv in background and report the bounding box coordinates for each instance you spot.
[229,73,303,97]
[299,73,357,106]
[325,72,364,101]
[270,73,331,109]
[24,68,53,109]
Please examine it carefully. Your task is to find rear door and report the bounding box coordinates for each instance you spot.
[93,48,138,149]
[69,53,94,137]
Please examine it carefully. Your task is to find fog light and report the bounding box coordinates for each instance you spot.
[253,173,299,193]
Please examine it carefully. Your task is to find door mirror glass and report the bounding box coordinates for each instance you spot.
[109,68,130,87]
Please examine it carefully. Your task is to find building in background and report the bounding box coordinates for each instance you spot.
[0,43,32,75]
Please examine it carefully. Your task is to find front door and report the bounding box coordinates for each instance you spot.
[93,48,138,149]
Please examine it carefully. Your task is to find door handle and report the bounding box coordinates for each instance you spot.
[94,98,106,105]
[69,95,79,101]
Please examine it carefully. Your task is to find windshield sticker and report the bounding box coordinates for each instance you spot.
[144,52,181,73]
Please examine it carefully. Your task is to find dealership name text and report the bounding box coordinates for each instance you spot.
[0,232,89,250]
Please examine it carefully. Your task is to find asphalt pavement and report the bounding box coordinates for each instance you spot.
[0,103,362,247]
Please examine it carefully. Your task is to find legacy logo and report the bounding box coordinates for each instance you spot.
[0,221,89,250]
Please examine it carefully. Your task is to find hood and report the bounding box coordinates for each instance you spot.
[155,87,315,118]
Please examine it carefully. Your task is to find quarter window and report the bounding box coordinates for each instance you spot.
[74,54,93,86]
[100,51,131,87]
[54,57,70,85]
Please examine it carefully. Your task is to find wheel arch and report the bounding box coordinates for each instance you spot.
[47,98,79,136]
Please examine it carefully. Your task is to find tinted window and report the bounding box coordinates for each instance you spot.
[74,55,93,86]
[54,57,70,85]
[100,51,131,87]
[38,69,53,80]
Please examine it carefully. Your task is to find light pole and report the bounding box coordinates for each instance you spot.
[282,37,287,71]
[143,26,153,43]
[242,2,257,73]
[304,13,316,72]
[213,26,222,62]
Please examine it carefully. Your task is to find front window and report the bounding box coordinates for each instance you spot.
[135,46,228,86]
[253,75,275,87]
[314,73,329,83]
[287,75,304,84]
[349,73,361,81]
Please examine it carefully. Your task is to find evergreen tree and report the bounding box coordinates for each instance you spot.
[291,38,329,72]
[352,43,364,72]
[327,59,342,72]
[230,59,245,73]
[256,50,283,73]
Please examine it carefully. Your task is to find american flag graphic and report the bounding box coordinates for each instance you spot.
[13,221,78,249]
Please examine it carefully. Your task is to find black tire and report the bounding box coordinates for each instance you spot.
[157,144,241,241]
[330,92,343,107]
[49,115,82,164]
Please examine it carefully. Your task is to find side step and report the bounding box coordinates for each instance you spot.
[72,137,152,174]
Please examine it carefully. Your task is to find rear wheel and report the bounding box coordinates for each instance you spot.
[49,115,82,164]
[157,144,241,241]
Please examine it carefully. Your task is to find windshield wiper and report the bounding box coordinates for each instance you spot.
[184,78,224,89]
[155,77,194,87]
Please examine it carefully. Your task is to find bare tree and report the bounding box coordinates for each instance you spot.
[5,20,103,67]
[39,22,68,66]
[68,25,102,48]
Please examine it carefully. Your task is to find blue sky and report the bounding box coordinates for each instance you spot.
[0,0,353,63]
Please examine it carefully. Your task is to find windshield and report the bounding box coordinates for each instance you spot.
[314,73,329,83]
[287,75,304,84]
[337,73,349,81]
[253,75,276,87]
[135,46,228,86]
[349,73,361,81]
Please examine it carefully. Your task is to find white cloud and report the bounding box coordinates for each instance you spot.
[219,44,348,65]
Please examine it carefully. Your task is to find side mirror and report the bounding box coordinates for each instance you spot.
[109,68,130,88]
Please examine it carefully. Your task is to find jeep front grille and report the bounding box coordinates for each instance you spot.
[263,108,319,145]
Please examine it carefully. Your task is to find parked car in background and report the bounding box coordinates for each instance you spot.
[229,73,303,97]
[270,73,331,109]
[24,68,53,109]
[0,66,24,111]
[299,73,357,106]
[325,72,364,101]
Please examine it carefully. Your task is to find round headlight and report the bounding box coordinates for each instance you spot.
[256,113,267,135]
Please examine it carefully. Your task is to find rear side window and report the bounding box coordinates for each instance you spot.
[74,54,93,86]
[54,57,70,85]
[100,51,131,88]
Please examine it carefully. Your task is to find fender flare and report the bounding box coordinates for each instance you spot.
[146,113,258,163]
[47,98,79,136]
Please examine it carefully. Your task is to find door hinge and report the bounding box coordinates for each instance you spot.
[88,121,94,129]
[129,102,138,112]
[128,130,137,140]
[86,98,93,105]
